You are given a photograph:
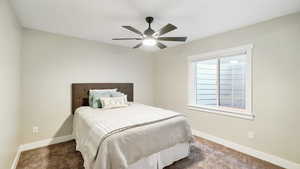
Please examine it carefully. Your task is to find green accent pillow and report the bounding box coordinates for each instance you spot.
[91,92,111,108]
[89,89,117,108]
[110,91,125,97]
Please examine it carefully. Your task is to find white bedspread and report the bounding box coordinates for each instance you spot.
[73,103,193,169]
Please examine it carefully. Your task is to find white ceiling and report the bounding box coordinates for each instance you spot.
[12,0,300,50]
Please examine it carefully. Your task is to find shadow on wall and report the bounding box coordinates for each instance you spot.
[54,115,73,138]
[54,84,75,138]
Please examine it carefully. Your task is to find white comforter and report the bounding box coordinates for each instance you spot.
[73,103,193,169]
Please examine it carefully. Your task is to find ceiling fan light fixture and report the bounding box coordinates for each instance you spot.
[113,16,187,49]
[142,38,157,46]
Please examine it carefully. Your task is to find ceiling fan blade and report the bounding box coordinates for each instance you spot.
[122,26,143,36]
[153,24,177,36]
[112,38,142,40]
[133,43,143,49]
[156,42,167,49]
[157,37,187,42]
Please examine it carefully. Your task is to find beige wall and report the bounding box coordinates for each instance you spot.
[154,13,300,163]
[0,0,22,168]
[17,9,300,165]
[21,29,154,144]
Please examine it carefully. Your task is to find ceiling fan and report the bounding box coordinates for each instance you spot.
[112,17,187,49]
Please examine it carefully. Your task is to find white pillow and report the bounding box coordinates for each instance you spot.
[100,95,128,109]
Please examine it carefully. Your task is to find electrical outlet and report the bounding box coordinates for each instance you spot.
[33,126,39,134]
[248,131,255,139]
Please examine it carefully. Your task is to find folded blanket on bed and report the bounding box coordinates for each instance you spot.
[73,103,193,169]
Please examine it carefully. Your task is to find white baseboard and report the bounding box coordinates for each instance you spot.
[11,150,21,169]
[192,129,300,169]
[11,135,74,169]
[19,135,74,152]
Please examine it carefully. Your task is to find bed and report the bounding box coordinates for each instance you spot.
[72,83,193,169]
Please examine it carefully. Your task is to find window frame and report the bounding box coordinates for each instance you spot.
[187,44,254,120]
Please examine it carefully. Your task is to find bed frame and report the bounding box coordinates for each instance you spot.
[71,83,134,114]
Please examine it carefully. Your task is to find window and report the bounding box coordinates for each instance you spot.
[188,45,254,120]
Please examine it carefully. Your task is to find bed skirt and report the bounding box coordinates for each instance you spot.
[81,142,190,169]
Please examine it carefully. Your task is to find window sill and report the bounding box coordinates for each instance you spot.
[187,104,255,120]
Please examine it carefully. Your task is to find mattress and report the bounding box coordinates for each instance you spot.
[73,103,192,169]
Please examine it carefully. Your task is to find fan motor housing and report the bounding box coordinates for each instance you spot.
[144,28,155,36]
[144,17,155,36]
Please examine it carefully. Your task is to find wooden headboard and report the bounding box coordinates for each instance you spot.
[72,83,134,114]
